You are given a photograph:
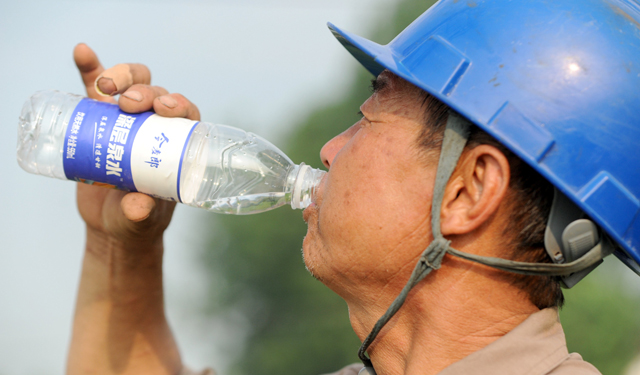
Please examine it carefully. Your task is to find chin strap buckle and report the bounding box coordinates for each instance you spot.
[544,189,614,288]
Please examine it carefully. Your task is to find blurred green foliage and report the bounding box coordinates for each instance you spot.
[200,0,640,374]
[560,261,640,375]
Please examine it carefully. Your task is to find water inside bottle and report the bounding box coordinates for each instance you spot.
[196,192,289,215]
[180,123,304,214]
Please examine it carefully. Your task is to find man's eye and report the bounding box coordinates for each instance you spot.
[357,111,364,117]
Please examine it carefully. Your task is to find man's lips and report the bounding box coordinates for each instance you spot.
[303,172,325,223]
[303,202,316,223]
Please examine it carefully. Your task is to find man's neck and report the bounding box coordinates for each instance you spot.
[348,257,539,375]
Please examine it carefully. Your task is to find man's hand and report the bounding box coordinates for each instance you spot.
[67,44,201,375]
[73,43,200,246]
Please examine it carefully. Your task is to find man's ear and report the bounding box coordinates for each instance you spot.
[440,145,510,236]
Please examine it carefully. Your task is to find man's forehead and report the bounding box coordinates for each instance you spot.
[372,71,394,94]
[372,71,423,98]
[362,71,429,121]
[372,73,390,94]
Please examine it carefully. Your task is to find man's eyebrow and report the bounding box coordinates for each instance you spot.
[370,76,388,93]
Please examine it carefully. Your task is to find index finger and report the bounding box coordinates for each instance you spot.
[95,63,151,97]
[73,43,114,102]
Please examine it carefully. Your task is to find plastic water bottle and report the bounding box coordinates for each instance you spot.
[17,90,325,215]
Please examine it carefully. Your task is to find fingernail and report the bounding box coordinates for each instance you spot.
[96,77,117,96]
[159,95,178,108]
[122,90,143,102]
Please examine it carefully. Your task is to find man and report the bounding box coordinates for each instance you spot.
[65,0,640,374]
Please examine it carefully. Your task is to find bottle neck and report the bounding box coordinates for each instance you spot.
[288,163,326,210]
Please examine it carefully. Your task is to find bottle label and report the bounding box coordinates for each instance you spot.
[63,98,198,202]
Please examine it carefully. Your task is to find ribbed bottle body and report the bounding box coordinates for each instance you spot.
[17,90,83,180]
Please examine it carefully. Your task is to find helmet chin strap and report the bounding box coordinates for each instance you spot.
[357,111,610,375]
[357,111,470,374]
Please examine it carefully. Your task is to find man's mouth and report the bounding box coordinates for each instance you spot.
[303,172,325,223]
[303,202,316,223]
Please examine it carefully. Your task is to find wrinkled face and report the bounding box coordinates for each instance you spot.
[302,72,440,301]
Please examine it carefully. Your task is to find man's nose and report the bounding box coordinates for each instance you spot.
[320,135,344,169]
[320,124,357,168]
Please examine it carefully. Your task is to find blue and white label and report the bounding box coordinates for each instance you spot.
[63,98,198,202]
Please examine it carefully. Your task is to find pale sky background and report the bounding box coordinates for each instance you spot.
[0,0,397,373]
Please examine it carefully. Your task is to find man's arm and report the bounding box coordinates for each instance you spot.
[66,44,200,375]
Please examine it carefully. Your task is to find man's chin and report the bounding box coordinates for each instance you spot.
[302,233,323,282]
[302,205,312,223]
[301,204,333,284]
[303,258,325,283]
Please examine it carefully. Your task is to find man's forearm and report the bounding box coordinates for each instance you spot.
[67,228,182,375]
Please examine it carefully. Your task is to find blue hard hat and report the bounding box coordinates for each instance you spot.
[329,0,640,274]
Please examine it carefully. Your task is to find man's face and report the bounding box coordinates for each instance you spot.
[302,72,440,300]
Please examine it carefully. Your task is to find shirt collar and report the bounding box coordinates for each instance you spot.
[438,308,569,375]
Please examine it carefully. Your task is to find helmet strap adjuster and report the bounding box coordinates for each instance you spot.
[544,188,614,288]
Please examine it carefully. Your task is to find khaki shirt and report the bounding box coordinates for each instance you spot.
[185,308,600,375]
[328,308,600,375]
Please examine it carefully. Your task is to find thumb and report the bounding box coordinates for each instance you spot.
[121,193,156,222]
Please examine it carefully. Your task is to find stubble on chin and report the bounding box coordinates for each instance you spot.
[301,208,326,283]
[303,250,325,283]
